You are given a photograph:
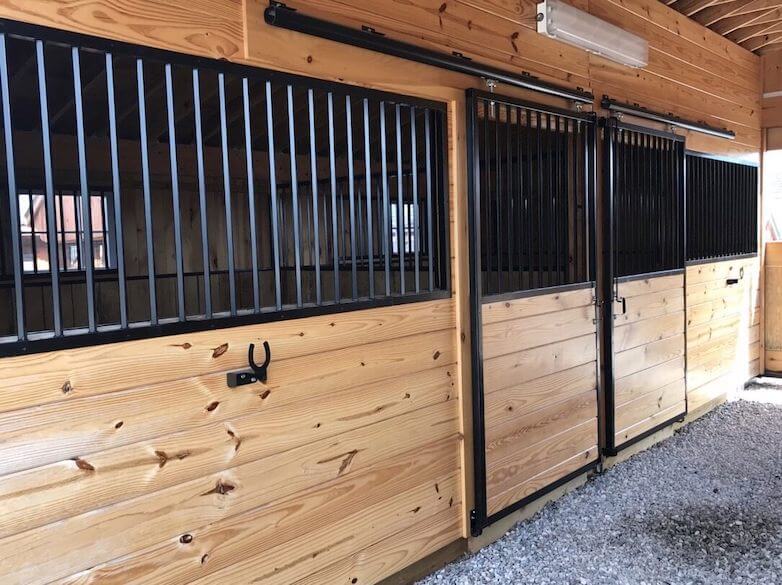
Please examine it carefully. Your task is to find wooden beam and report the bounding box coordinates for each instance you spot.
[714,6,782,33]
[696,0,782,26]
[745,26,782,50]
[728,12,782,42]
[670,0,726,17]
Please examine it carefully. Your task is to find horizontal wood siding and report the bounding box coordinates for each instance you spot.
[0,300,462,585]
[481,288,599,517]
[686,257,761,411]
[766,243,782,373]
[614,274,687,447]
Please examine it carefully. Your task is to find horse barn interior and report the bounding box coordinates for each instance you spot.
[0,0,778,583]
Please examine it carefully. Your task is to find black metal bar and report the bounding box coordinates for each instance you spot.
[0,33,25,338]
[465,90,487,536]
[74,48,97,331]
[380,101,391,297]
[494,105,502,292]
[37,40,62,334]
[137,58,157,325]
[601,118,617,455]
[164,63,185,322]
[504,105,512,292]
[193,68,212,318]
[105,53,128,329]
[219,73,237,315]
[601,96,734,139]
[395,103,405,294]
[411,106,420,293]
[363,97,375,298]
[345,94,358,300]
[57,190,67,271]
[243,77,261,312]
[328,91,340,302]
[266,81,283,310]
[308,88,322,304]
[287,84,303,307]
[424,109,434,292]
[265,4,594,104]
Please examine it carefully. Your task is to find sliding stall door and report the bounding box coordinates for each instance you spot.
[601,120,687,455]
[468,90,599,533]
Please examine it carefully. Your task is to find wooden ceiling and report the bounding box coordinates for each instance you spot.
[665,0,782,54]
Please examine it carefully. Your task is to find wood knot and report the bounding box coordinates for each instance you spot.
[202,480,236,496]
[72,457,95,472]
[171,342,192,350]
[61,381,73,394]
[439,2,447,12]
[114,420,124,429]
[211,343,229,359]
[433,350,441,360]
[205,401,220,412]
[306,55,313,63]
[180,534,193,544]
[259,389,271,399]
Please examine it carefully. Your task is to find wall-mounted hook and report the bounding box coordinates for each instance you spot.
[227,341,272,388]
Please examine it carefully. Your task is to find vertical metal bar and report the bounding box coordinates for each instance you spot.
[286,85,303,307]
[308,88,322,305]
[345,95,358,300]
[363,98,375,298]
[0,34,25,338]
[136,58,157,324]
[410,106,420,293]
[265,85,282,310]
[483,100,492,294]
[243,78,261,312]
[106,54,127,327]
[164,63,185,321]
[525,109,533,290]
[57,191,66,271]
[327,92,340,302]
[37,40,62,334]
[193,69,212,318]
[504,105,512,291]
[494,105,502,292]
[73,47,97,328]
[395,104,405,294]
[424,109,434,292]
[218,74,236,315]
[380,102,391,297]
[535,111,543,289]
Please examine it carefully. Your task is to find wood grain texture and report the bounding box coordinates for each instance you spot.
[480,290,598,516]
[686,258,760,400]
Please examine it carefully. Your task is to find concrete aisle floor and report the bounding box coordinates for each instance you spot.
[419,381,782,585]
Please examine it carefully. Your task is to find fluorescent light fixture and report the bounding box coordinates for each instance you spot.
[537,0,648,68]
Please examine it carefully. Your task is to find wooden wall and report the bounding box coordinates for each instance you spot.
[480,288,599,517]
[764,243,782,373]
[613,274,687,447]
[0,0,764,582]
[0,300,462,584]
[685,257,761,412]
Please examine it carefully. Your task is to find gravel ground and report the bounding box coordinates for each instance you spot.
[419,384,782,585]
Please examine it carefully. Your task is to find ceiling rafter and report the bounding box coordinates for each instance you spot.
[727,10,782,41]
[742,21,782,49]
[695,0,782,27]
[715,5,782,34]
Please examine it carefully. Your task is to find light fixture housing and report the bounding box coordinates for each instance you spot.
[537,0,649,68]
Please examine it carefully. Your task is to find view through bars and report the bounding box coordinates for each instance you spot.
[686,152,758,263]
[609,123,684,278]
[472,92,594,299]
[0,22,450,354]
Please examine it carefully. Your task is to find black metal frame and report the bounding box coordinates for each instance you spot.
[264,3,594,104]
[0,18,452,356]
[466,89,598,536]
[685,150,759,264]
[600,118,686,456]
[601,96,735,140]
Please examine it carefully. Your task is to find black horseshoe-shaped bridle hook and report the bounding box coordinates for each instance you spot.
[226,341,272,388]
[248,341,271,383]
